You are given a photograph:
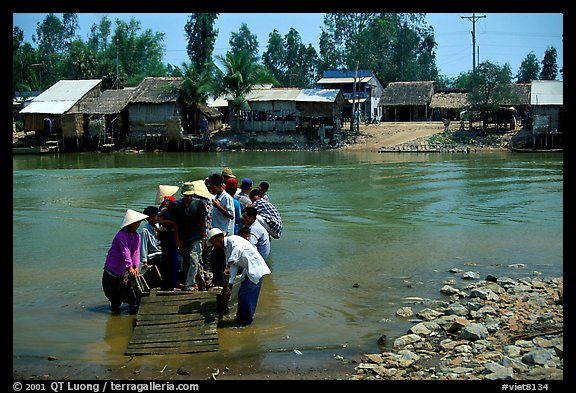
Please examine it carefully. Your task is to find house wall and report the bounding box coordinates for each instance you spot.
[128,102,180,135]
[62,113,84,138]
[238,119,298,132]
[532,105,561,132]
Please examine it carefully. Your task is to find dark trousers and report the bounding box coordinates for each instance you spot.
[102,269,139,313]
[210,248,227,316]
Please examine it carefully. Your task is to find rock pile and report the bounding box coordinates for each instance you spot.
[349,271,563,380]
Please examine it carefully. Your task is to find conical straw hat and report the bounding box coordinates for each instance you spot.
[191,179,214,200]
[155,185,180,204]
[120,209,149,229]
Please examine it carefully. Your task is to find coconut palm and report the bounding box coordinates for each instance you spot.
[215,51,277,132]
[177,61,214,133]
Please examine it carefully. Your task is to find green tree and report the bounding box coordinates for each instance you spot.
[216,51,278,131]
[467,61,512,129]
[262,29,285,82]
[540,46,558,80]
[318,13,437,85]
[227,23,259,63]
[319,13,377,71]
[33,13,75,90]
[516,52,540,83]
[263,28,319,88]
[63,39,98,79]
[96,18,166,88]
[177,62,215,133]
[184,13,219,75]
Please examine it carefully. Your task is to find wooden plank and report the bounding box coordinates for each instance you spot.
[134,318,209,330]
[136,312,217,325]
[125,342,219,355]
[138,302,216,315]
[125,290,220,355]
[130,330,218,344]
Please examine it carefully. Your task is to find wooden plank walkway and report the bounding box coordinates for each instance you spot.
[125,288,219,355]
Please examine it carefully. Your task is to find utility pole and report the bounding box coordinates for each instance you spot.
[461,13,486,72]
[115,38,120,89]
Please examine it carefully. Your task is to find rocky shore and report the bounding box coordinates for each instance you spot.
[346,271,563,381]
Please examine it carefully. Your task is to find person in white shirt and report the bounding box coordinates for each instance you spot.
[206,228,271,326]
[240,206,270,261]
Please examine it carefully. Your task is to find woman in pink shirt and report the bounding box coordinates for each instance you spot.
[102,209,148,314]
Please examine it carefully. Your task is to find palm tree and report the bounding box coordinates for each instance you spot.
[215,51,277,132]
[178,62,214,133]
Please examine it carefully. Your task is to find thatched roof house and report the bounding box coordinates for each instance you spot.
[82,88,135,138]
[195,103,223,133]
[380,81,435,121]
[430,89,470,109]
[127,77,184,137]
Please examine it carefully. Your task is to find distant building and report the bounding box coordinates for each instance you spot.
[315,70,384,121]
[379,81,435,122]
[530,80,563,132]
[19,79,102,147]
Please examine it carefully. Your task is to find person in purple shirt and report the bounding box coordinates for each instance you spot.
[102,209,148,314]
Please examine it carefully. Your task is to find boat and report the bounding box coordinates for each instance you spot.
[13,145,51,154]
[13,141,59,155]
[507,146,563,153]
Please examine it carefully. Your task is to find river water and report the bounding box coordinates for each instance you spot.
[12,150,563,377]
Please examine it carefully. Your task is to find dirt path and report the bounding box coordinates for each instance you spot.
[341,122,445,152]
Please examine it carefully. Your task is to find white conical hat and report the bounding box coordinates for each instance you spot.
[155,185,180,204]
[191,179,214,200]
[120,209,149,229]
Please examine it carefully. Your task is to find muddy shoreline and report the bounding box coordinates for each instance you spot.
[14,272,563,382]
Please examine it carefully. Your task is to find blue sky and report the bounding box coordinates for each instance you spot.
[13,13,563,80]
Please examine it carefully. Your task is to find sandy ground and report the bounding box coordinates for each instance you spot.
[340,121,445,152]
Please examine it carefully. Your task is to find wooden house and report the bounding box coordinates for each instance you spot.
[19,79,102,145]
[530,80,562,132]
[529,80,563,149]
[380,81,435,122]
[315,70,384,120]
[82,88,134,148]
[235,88,346,132]
[195,103,223,134]
[127,77,184,142]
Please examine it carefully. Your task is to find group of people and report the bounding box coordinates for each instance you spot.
[102,167,283,326]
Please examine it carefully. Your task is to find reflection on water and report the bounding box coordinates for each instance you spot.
[13,151,563,373]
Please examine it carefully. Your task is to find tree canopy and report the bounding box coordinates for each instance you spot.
[13,12,561,99]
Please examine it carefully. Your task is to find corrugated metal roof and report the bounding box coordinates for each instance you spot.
[297,89,342,102]
[20,79,101,114]
[20,101,77,114]
[316,77,372,84]
[530,80,563,105]
[207,95,229,107]
[244,88,342,103]
[246,89,300,101]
